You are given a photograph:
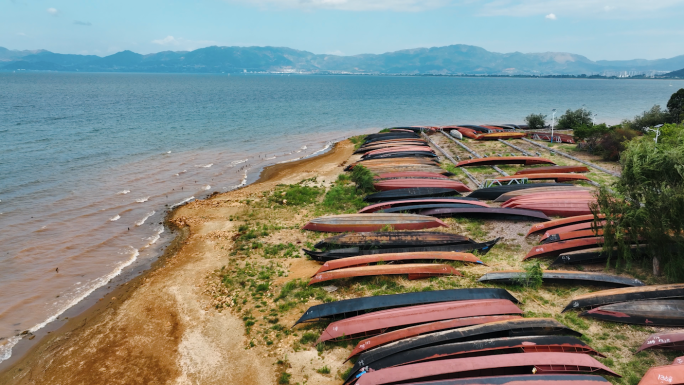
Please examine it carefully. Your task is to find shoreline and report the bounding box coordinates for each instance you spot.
[0,139,351,383]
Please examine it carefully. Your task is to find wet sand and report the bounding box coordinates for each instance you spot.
[0,139,355,385]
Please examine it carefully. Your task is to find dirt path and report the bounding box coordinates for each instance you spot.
[0,140,355,385]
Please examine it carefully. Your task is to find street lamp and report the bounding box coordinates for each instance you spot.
[644,124,663,144]
[551,108,557,143]
[592,113,597,125]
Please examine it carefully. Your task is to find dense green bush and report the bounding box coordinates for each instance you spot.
[269,184,323,206]
[524,113,547,130]
[594,128,641,161]
[668,88,684,124]
[622,105,670,131]
[557,108,593,129]
[350,165,376,194]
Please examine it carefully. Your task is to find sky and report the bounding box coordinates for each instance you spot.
[2,0,684,60]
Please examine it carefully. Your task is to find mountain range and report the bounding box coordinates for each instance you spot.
[2,44,684,76]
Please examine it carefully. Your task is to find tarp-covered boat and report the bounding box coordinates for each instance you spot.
[347,315,523,359]
[359,198,489,213]
[317,299,522,342]
[379,374,610,385]
[364,188,462,202]
[515,166,590,175]
[348,318,581,381]
[562,284,684,312]
[421,207,550,222]
[637,331,684,352]
[582,300,684,326]
[314,231,472,249]
[303,238,500,261]
[353,352,618,385]
[294,288,520,325]
[308,263,461,285]
[358,335,605,375]
[524,237,604,260]
[374,179,471,193]
[638,364,684,385]
[456,157,556,167]
[302,213,448,232]
[478,270,644,287]
[468,183,574,200]
[314,251,485,274]
[527,214,602,236]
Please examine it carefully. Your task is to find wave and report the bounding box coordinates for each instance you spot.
[229,159,248,167]
[143,226,164,248]
[109,215,121,221]
[117,190,130,195]
[265,156,277,160]
[195,163,213,168]
[135,197,150,203]
[135,211,155,226]
[170,196,195,209]
[203,185,211,190]
[0,247,140,364]
[309,141,332,157]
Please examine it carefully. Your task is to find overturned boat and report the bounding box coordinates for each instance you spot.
[478,270,644,287]
[314,251,485,274]
[308,263,461,285]
[359,198,488,213]
[456,156,556,167]
[527,214,602,236]
[421,207,550,222]
[562,283,684,312]
[637,331,684,352]
[353,352,617,385]
[364,187,462,202]
[348,318,581,382]
[468,183,574,200]
[294,288,519,325]
[303,238,500,262]
[302,213,447,233]
[494,186,592,202]
[515,165,590,175]
[373,178,471,193]
[492,173,590,183]
[638,364,684,385]
[317,299,522,342]
[549,248,610,267]
[366,374,610,385]
[347,315,523,359]
[524,237,604,260]
[541,229,603,244]
[582,300,684,326]
[314,231,472,249]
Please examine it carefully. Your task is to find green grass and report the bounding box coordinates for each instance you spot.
[317,366,331,374]
[269,184,323,206]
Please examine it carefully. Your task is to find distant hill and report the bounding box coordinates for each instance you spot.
[2,44,683,76]
[665,67,684,78]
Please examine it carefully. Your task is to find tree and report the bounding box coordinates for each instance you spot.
[594,128,641,161]
[667,88,684,124]
[556,108,593,129]
[525,113,547,130]
[622,105,670,131]
[573,123,611,143]
[593,127,684,280]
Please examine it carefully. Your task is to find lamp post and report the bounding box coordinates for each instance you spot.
[645,124,663,144]
[550,109,557,143]
[592,113,597,125]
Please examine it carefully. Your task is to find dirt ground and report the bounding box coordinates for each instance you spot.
[0,141,355,385]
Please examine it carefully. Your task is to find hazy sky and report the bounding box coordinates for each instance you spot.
[2,0,684,60]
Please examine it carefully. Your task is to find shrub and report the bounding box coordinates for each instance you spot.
[594,128,641,161]
[517,261,543,289]
[556,108,593,129]
[300,332,319,344]
[668,88,684,124]
[317,366,331,374]
[350,165,376,194]
[623,105,670,131]
[278,372,291,384]
[525,113,547,130]
[269,184,322,206]
[573,123,611,143]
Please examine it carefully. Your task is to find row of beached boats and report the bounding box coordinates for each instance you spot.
[294,128,675,384]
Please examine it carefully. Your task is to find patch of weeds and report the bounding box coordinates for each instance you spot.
[339,367,354,380]
[264,242,299,259]
[322,178,366,213]
[270,184,323,206]
[350,165,376,194]
[278,372,291,384]
[621,352,655,385]
[317,366,331,374]
[516,261,543,289]
[555,312,590,330]
[275,279,332,304]
[454,218,487,239]
[348,135,368,150]
[300,331,319,345]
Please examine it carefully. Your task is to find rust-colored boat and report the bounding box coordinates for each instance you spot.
[479,132,527,140]
[354,352,619,385]
[308,263,461,285]
[314,252,485,274]
[469,183,573,200]
[541,229,604,244]
[347,315,522,359]
[295,288,520,325]
[314,231,472,249]
[524,237,603,260]
[363,166,449,175]
[357,336,606,376]
[542,221,605,241]
[494,186,592,202]
[456,157,556,167]
[638,364,684,385]
[582,300,684,326]
[422,207,550,222]
[509,202,594,217]
[374,374,611,385]
[527,214,603,236]
[303,213,447,232]
[360,198,489,213]
[349,318,581,381]
[356,141,428,153]
[515,166,590,175]
[502,191,594,205]
[363,146,435,158]
[455,127,484,139]
[346,158,439,171]
[374,179,471,193]
[637,331,684,352]
[317,299,521,342]
[374,171,448,180]
[365,188,462,202]
[562,284,684,312]
[531,132,576,144]
[493,173,590,183]
[478,270,643,287]
[363,151,438,161]
[675,357,684,365]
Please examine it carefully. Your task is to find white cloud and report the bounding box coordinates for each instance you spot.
[46,7,59,16]
[478,0,683,18]
[229,0,449,11]
[151,36,218,50]
[545,13,556,19]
